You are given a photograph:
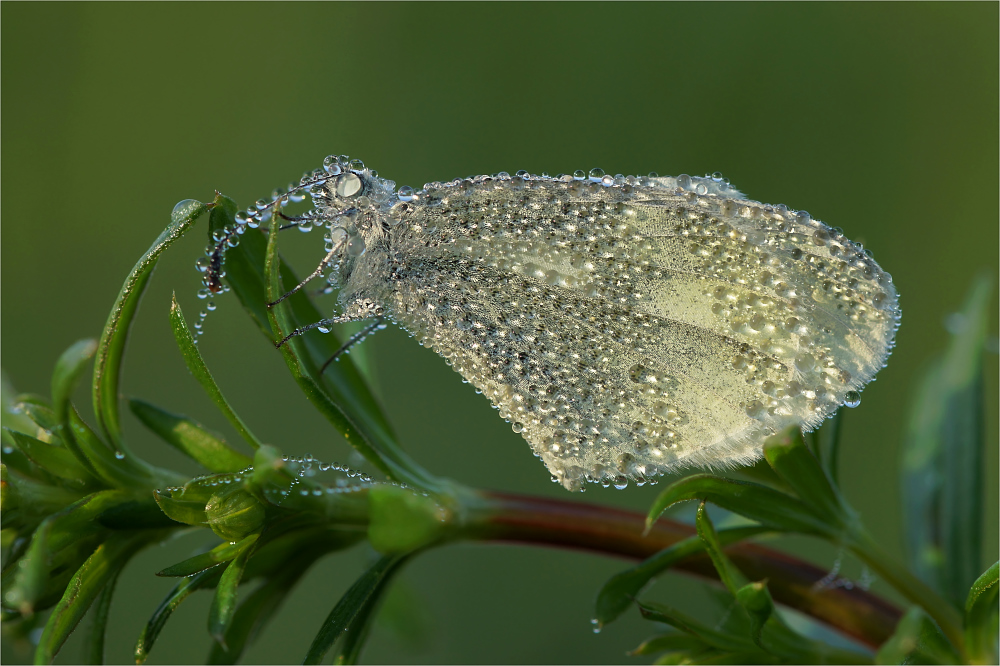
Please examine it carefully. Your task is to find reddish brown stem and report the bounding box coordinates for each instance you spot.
[463,490,900,650]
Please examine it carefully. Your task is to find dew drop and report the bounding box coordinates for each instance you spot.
[843,391,861,408]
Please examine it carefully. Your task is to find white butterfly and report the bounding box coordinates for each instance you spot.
[213,158,900,491]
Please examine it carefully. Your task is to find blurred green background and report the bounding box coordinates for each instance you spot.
[2,2,997,664]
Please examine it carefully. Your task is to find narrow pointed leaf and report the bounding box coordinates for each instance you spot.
[302,552,409,664]
[67,406,165,490]
[135,567,222,664]
[965,561,999,664]
[93,198,209,451]
[169,296,263,451]
[80,562,121,665]
[157,534,258,577]
[630,632,708,656]
[817,408,845,485]
[875,606,962,665]
[4,429,97,485]
[695,502,749,596]
[129,398,252,473]
[763,427,851,527]
[34,531,152,664]
[208,538,255,647]
[645,474,833,538]
[51,339,98,430]
[636,600,760,654]
[902,275,991,606]
[595,525,769,628]
[263,219,440,492]
[8,490,128,613]
[152,489,208,527]
[207,549,324,664]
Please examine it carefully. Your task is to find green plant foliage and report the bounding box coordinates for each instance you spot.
[903,276,993,607]
[1,200,993,666]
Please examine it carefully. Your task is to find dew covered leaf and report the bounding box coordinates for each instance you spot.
[964,561,999,664]
[93,198,209,451]
[50,339,97,430]
[129,398,252,473]
[645,474,834,538]
[34,530,153,664]
[157,534,258,577]
[169,295,263,452]
[902,274,992,607]
[135,567,223,664]
[302,552,410,664]
[79,560,121,665]
[208,538,255,647]
[206,549,324,665]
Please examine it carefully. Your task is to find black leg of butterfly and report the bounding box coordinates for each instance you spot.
[266,238,347,308]
[319,317,386,376]
[274,313,359,349]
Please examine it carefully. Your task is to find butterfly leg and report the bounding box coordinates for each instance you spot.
[319,317,387,375]
[267,237,346,308]
[274,313,362,349]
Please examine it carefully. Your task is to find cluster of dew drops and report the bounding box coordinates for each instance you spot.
[161,454,379,508]
[190,154,369,341]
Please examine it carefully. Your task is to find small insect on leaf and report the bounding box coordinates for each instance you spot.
[206,159,900,491]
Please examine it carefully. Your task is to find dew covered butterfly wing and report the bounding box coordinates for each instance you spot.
[213,160,900,492]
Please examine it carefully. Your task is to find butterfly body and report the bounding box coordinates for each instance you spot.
[242,160,900,491]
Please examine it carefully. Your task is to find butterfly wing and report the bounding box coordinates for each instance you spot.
[382,174,900,490]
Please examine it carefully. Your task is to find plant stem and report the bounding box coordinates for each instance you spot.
[460,490,902,650]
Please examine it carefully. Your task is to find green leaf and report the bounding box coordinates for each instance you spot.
[645,474,834,538]
[67,406,166,490]
[876,606,962,665]
[762,426,851,527]
[7,490,128,614]
[630,631,708,657]
[34,530,152,664]
[208,538,255,647]
[695,501,750,596]
[903,274,991,605]
[965,561,999,664]
[157,534,258,577]
[816,407,845,486]
[302,553,410,664]
[51,339,98,431]
[79,560,121,665]
[4,429,98,486]
[636,599,760,654]
[368,485,448,554]
[734,581,773,648]
[207,549,325,665]
[263,216,441,493]
[168,295,264,451]
[92,198,209,452]
[152,488,208,527]
[595,525,768,628]
[129,398,252,473]
[135,567,222,664]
